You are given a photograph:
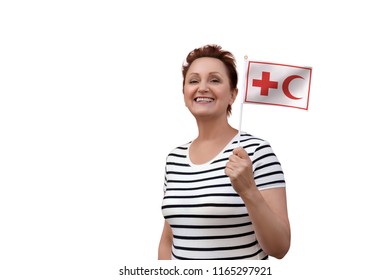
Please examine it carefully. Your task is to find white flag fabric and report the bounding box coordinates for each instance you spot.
[244,60,312,110]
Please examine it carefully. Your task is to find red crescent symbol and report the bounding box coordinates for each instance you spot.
[282,75,304,100]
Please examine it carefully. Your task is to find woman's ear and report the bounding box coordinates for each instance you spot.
[183,89,188,108]
[229,88,239,105]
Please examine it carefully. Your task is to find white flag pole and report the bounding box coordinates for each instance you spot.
[237,55,248,147]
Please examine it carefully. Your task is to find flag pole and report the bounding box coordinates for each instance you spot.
[237,55,248,147]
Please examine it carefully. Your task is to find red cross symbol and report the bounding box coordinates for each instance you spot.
[252,71,278,96]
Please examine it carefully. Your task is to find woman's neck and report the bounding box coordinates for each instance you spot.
[194,117,237,142]
[189,117,238,165]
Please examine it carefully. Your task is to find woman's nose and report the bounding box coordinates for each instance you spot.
[198,82,209,93]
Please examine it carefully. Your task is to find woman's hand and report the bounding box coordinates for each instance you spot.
[225,147,257,197]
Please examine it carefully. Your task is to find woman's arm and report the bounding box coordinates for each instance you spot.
[239,187,290,259]
[225,147,291,259]
[158,220,173,260]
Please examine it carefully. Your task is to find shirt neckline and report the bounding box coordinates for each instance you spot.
[186,132,240,167]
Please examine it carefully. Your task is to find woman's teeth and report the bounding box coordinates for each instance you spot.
[195,97,214,102]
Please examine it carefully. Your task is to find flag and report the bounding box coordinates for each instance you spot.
[244,60,312,110]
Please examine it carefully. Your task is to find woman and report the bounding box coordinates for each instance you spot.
[158,44,290,260]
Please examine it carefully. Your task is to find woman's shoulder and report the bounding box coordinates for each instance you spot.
[165,141,191,158]
[237,132,277,158]
[238,132,269,147]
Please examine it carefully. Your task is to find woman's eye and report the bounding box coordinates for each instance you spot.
[210,79,220,83]
[189,80,199,84]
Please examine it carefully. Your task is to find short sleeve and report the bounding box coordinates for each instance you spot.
[252,141,286,190]
[163,163,168,194]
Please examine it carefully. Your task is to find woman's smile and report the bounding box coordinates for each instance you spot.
[194,96,215,103]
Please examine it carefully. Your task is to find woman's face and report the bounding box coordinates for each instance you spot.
[183,57,237,119]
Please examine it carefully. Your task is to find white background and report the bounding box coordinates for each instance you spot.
[1,0,389,279]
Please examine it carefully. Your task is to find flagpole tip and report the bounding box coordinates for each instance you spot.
[244,55,248,60]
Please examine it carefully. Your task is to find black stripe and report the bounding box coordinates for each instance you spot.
[162,203,245,209]
[166,162,190,167]
[257,180,285,188]
[172,248,264,260]
[254,144,271,153]
[170,221,252,229]
[223,143,260,154]
[166,183,232,192]
[254,161,281,172]
[210,157,229,164]
[210,146,265,164]
[233,135,264,144]
[164,213,248,219]
[173,230,254,240]
[167,174,228,183]
[254,171,284,180]
[168,153,186,158]
[164,193,239,199]
[252,153,275,165]
[173,240,258,252]
[167,166,225,175]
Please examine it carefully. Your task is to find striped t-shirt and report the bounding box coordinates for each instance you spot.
[161,133,286,260]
